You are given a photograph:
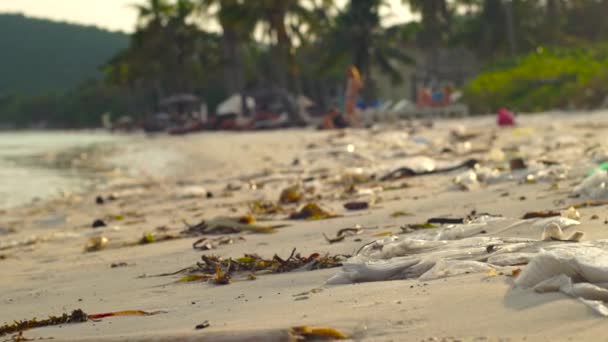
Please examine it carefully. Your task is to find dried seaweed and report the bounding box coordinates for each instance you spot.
[390,211,411,218]
[181,218,275,235]
[522,211,560,219]
[322,227,362,244]
[289,203,338,220]
[248,200,284,216]
[0,308,166,337]
[402,223,439,231]
[279,185,303,204]
[0,310,88,337]
[164,249,348,284]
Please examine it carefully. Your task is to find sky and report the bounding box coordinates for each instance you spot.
[0,0,414,33]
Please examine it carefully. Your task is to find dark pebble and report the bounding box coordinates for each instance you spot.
[92,219,107,228]
[95,196,104,205]
[195,321,210,330]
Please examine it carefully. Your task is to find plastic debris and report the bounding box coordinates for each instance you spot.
[453,169,479,191]
[560,206,581,220]
[573,170,608,200]
[381,158,478,181]
[195,321,210,330]
[541,223,584,242]
[497,107,515,126]
[84,236,109,252]
[515,247,608,316]
[327,217,579,285]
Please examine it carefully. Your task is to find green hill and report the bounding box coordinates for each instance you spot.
[0,13,128,96]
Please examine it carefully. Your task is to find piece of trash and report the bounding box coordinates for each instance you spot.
[91,219,107,228]
[291,326,348,340]
[572,171,608,200]
[111,262,129,268]
[192,236,241,251]
[84,236,109,252]
[560,206,581,220]
[427,218,465,225]
[453,169,479,191]
[514,248,608,316]
[195,320,210,330]
[509,158,527,170]
[541,223,584,242]
[380,159,478,181]
[95,196,105,205]
[289,203,337,220]
[497,107,515,126]
[343,201,369,211]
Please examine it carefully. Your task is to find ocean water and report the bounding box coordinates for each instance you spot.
[0,131,127,209]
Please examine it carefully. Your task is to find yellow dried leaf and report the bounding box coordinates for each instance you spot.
[292,326,348,340]
[511,268,522,277]
[373,231,393,237]
[178,274,209,283]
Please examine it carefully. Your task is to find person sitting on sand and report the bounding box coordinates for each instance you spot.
[321,106,349,129]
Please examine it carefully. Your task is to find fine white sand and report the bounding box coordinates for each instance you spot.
[3,111,608,341]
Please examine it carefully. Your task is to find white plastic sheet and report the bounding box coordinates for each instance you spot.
[326,217,608,316]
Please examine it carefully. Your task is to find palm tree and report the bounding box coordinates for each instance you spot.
[199,0,258,116]
[132,0,174,29]
[406,0,451,48]
[252,0,334,93]
[318,0,413,101]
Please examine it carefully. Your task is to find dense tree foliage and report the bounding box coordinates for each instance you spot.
[0,14,128,96]
[4,0,608,127]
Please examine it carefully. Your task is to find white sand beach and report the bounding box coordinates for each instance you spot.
[3,112,608,341]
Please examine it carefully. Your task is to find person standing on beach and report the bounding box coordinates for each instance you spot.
[345,65,363,126]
